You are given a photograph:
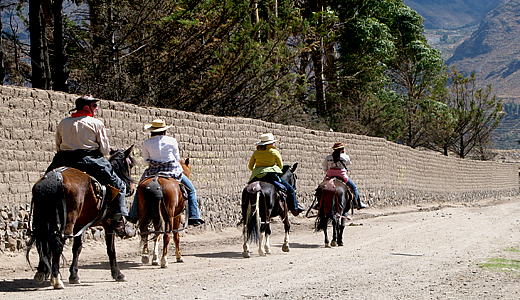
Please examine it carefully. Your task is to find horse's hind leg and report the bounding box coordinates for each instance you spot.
[160,233,170,268]
[34,260,50,284]
[69,236,82,284]
[172,217,183,263]
[242,223,251,258]
[34,243,50,284]
[331,219,338,247]
[282,216,290,253]
[50,239,64,289]
[152,234,161,266]
[337,216,347,246]
[106,234,125,282]
[258,231,266,256]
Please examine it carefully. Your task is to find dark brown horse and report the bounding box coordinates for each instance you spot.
[26,146,135,289]
[241,163,298,258]
[137,158,191,268]
[314,178,353,247]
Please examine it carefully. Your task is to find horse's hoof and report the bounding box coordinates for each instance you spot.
[337,242,344,246]
[243,251,251,258]
[69,276,81,284]
[141,255,149,264]
[113,274,126,282]
[325,243,331,248]
[176,257,184,263]
[152,261,159,266]
[34,272,46,284]
[282,245,290,252]
[50,275,64,289]
[331,241,337,247]
[259,251,266,256]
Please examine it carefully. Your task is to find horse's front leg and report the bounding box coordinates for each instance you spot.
[69,235,82,284]
[282,213,290,252]
[105,233,125,282]
[331,218,338,247]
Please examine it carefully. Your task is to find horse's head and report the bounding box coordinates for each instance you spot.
[281,162,298,189]
[109,145,136,196]
[180,157,192,179]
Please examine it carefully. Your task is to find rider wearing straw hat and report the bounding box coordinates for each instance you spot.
[127,119,204,226]
[322,142,368,209]
[248,133,305,216]
[45,95,134,238]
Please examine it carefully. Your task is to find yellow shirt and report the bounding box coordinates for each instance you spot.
[248,145,283,181]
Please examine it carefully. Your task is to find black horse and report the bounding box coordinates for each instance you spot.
[26,147,135,289]
[241,163,298,258]
[314,178,353,247]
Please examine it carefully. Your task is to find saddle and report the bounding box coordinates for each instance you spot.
[316,178,346,216]
[141,174,190,199]
[250,178,287,201]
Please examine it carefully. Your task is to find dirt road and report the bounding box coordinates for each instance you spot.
[1,197,520,299]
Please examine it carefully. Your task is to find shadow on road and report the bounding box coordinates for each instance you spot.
[0,278,43,292]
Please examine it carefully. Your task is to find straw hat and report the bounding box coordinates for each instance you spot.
[331,142,344,150]
[144,119,172,132]
[257,133,277,146]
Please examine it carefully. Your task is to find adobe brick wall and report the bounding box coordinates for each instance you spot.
[1,85,518,234]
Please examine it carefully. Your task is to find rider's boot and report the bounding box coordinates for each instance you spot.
[107,215,136,238]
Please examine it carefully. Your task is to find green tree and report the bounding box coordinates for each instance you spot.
[444,68,503,158]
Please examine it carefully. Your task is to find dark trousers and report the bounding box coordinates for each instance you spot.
[46,150,128,216]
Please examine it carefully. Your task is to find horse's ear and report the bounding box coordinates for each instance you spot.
[185,157,190,166]
[109,148,116,155]
[291,162,298,172]
[124,145,134,157]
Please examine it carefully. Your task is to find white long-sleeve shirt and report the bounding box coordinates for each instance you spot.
[322,153,352,172]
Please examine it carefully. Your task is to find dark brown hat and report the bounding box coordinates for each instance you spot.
[331,142,344,150]
[71,94,99,112]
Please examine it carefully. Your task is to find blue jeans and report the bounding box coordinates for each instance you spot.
[128,174,200,220]
[346,179,360,204]
[279,177,298,211]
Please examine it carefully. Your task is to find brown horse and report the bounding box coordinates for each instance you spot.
[26,146,135,289]
[241,163,298,258]
[137,158,191,268]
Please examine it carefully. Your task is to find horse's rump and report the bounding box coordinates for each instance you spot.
[138,176,183,234]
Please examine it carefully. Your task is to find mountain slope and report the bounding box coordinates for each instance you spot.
[447,0,520,102]
[403,0,509,29]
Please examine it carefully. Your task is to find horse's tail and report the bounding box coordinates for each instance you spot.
[242,185,261,244]
[315,189,334,232]
[26,171,66,271]
[142,177,165,234]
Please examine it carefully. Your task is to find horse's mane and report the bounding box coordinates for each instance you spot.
[109,150,135,183]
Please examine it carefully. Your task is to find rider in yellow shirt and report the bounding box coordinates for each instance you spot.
[248,133,304,216]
